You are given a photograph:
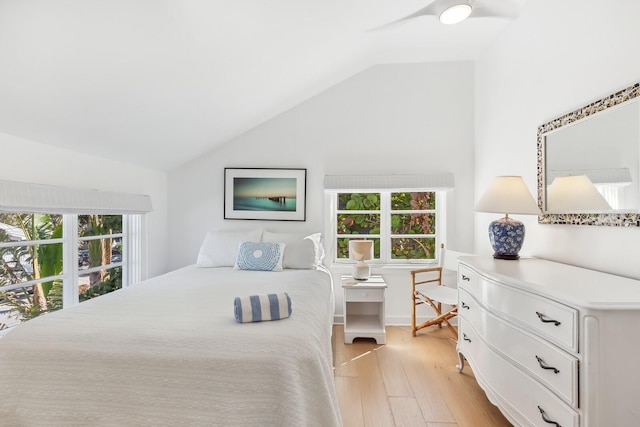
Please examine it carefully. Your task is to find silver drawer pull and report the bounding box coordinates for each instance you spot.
[461,274,470,281]
[461,302,470,310]
[536,311,561,326]
[463,333,471,343]
[538,406,561,427]
[535,355,560,374]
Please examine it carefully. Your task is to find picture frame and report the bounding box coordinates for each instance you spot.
[224,168,307,221]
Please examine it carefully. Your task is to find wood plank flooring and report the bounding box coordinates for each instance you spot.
[332,325,512,427]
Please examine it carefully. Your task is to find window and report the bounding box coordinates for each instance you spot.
[76,215,124,302]
[0,213,134,332]
[333,191,445,264]
[0,214,64,329]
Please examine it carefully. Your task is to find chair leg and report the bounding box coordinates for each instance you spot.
[413,295,458,340]
[411,290,417,337]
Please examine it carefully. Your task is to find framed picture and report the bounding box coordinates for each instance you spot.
[224,168,307,221]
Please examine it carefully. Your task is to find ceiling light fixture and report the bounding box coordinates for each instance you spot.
[439,3,473,25]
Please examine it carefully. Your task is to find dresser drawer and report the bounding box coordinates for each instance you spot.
[459,264,578,352]
[344,288,384,302]
[458,319,579,427]
[459,289,579,407]
[458,264,478,293]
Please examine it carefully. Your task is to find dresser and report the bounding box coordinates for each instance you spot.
[456,256,640,427]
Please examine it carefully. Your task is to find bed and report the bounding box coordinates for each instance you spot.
[0,231,341,427]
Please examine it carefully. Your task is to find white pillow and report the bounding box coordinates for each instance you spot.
[305,232,325,266]
[263,231,323,269]
[234,241,285,272]
[196,229,262,267]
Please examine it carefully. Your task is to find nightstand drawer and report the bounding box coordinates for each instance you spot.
[344,288,385,302]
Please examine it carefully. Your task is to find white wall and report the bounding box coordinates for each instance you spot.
[0,132,169,279]
[168,61,475,324]
[474,0,640,278]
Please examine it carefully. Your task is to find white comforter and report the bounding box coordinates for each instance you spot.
[0,266,341,427]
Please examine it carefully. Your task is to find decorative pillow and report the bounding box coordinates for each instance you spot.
[304,232,325,267]
[196,229,262,267]
[263,231,318,269]
[234,241,285,272]
[234,292,292,323]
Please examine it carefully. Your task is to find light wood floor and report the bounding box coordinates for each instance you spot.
[332,325,512,427]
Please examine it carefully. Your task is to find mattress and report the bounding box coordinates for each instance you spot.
[0,266,340,427]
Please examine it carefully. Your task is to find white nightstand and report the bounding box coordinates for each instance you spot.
[341,275,387,344]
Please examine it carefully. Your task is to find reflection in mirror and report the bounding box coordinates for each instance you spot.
[544,100,639,211]
[537,82,640,226]
[546,175,612,213]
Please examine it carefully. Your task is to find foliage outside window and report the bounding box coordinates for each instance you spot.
[0,213,124,331]
[335,191,441,263]
[77,215,123,302]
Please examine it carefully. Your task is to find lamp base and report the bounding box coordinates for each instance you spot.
[352,262,370,281]
[493,253,520,260]
[488,216,525,261]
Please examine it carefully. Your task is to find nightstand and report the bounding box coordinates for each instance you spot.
[341,275,387,344]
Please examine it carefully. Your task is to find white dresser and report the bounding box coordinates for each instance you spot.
[456,256,640,427]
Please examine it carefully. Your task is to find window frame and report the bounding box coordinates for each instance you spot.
[328,190,446,266]
[1,214,141,334]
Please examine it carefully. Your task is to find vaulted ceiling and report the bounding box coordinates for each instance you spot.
[0,0,524,171]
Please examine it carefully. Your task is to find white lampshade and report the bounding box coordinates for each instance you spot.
[474,176,541,215]
[349,240,373,261]
[439,4,472,24]
[546,175,612,213]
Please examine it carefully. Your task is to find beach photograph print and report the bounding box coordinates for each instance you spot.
[233,177,296,212]
[224,168,307,221]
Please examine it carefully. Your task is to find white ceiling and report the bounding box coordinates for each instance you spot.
[0,0,524,171]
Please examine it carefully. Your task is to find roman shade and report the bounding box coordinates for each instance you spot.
[546,168,632,186]
[323,173,454,191]
[0,180,153,214]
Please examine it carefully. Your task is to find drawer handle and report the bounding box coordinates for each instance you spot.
[461,302,470,310]
[536,311,561,326]
[461,274,470,281]
[535,355,560,374]
[463,333,471,343]
[538,406,561,427]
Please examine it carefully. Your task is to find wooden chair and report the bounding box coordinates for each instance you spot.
[410,244,459,339]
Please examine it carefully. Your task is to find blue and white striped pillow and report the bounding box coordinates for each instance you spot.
[234,292,292,323]
[234,241,285,271]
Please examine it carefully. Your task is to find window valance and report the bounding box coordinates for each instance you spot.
[323,173,455,192]
[0,180,153,214]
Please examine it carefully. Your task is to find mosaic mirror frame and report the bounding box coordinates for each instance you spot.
[537,82,640,226]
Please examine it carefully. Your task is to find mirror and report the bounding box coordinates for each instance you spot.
[538,82,640,226]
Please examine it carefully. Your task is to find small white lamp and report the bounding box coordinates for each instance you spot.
[474,176,541,260]
[349,240,373,281]
[546,175,612,213]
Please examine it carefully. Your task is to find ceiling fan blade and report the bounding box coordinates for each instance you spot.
[368,3,439,32]
[470,0,520,19]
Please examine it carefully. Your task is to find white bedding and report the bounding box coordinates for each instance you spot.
[0,266,341,427]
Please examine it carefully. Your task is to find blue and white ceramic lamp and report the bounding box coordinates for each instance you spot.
[474,176,541,260]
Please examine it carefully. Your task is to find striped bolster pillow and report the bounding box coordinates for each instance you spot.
[234,292,292,323]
